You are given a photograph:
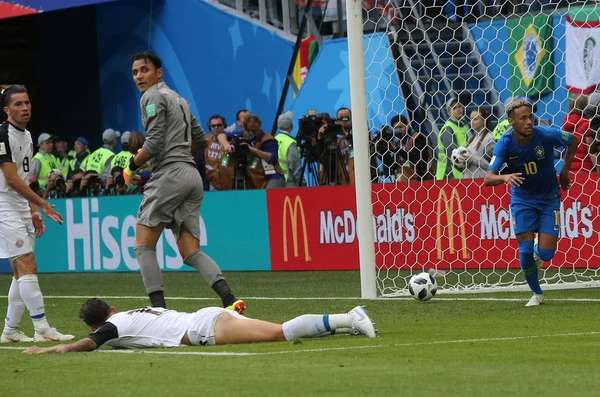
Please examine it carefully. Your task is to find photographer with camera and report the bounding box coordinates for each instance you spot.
[43,169,68,200]
[369,125,399,183]
[312,112,352,185]
[79,170,103,197]
[219,114,285,189]
[103,166,129,196]
[204,115,234,191]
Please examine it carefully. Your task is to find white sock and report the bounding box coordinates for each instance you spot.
[4,278,26,332]
[18,275,50,332]
[282,314,351,340]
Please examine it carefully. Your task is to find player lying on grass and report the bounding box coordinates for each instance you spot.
[22,298,377,354]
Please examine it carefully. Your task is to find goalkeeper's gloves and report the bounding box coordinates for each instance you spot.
[123,157,141,187]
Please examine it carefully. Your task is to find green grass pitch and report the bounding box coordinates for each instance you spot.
[0,271,599,397]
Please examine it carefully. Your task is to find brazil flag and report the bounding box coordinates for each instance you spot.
[508,15,554,97]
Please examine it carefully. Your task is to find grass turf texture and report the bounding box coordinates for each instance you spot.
[0,271,599,397]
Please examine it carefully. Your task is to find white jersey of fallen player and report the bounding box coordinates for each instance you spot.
[104,307,193,349]
[0,121,33,214]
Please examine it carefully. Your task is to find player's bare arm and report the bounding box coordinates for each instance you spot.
[559,134,580,191]
[22,337,98,355]
[484,170,524,188]
[0,162,63,224]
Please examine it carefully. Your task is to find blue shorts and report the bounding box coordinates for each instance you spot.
[510,199,560,237]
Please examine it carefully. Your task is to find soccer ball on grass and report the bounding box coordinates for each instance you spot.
[408,272,438,301]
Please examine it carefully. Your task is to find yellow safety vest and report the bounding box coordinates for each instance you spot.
[436,120,468,180]
[275,132,296,181]
[32,152,57,189]
[492,119,511,141]
[53,154,70,178]
[82,147,114,174]
[111,150,134,170]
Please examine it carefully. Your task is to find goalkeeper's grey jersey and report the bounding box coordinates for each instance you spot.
[140,82,207,172]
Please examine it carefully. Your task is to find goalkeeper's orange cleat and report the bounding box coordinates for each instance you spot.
[225,300,246,315]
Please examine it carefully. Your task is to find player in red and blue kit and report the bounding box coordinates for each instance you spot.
[484,100,579,307]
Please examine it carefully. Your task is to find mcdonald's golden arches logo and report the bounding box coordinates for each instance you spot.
[282,196,311,262]
[436,188,469,260]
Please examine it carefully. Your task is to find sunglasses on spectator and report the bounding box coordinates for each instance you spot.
[339,116,350,121]
[210,123,224,128]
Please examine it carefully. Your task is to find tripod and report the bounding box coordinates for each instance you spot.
[298,140,321,187]
[319,143,350,186]
[232,153,254,190]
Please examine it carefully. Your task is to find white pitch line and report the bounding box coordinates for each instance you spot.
[2,331,598,356]
[1,295,600,302]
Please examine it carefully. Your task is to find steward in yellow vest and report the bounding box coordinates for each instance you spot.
[436,99,468,180]
[29,132,57,190]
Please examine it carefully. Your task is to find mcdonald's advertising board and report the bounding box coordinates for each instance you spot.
[267,175,599,271]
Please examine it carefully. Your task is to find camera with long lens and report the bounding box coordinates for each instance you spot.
[370,125,395,157]
[297,111,343,143]
[53,175,66,193]
[231,131,257,157]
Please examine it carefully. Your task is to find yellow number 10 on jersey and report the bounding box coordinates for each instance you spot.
[524,161,538,175]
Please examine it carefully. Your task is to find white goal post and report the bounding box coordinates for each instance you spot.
[346,1,600,297]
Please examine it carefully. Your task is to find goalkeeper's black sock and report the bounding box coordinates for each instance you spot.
[149,291,166,308]
[212,280,236,308]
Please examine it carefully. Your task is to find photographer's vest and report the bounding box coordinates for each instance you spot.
[247,132,284,189]
[32,152,57,189]
[83,147,114,174]
[111,150,134,169]
[204,133,234,191]
[492,119,511,141]
[275,132,296,182]
[436,120,467,180]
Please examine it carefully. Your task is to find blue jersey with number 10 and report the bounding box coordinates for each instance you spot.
[487,126,572,203]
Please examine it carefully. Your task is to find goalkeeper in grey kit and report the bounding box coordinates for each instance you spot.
[123,51,245,313]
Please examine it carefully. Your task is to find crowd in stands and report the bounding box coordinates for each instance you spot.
[29,94,600,198]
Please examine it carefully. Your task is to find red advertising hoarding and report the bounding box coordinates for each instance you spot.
[267,174,600,271]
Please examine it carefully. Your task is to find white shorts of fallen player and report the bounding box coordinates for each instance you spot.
[187,307,250,346]
[0,213,35,260]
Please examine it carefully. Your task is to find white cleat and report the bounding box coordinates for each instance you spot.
[533,235,544,269]
[34,328,75,342]
[1,330,34,343]
[348,306,378,338]
[525,293,545,307]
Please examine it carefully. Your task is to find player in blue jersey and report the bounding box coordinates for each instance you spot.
[484,100,579,307]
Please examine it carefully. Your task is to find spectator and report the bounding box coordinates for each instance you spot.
[111,131,134,169]
[241,114,286,189]
[29,133,57,190]
[53,136,70,177]
[391,114,433,182]
[82,129,120,181]
[275,111,303,187]
[563,95,596,173]
[68,137,90,178]
[461,108,496,179]
[204,115,234,191]
[436,98,468,180]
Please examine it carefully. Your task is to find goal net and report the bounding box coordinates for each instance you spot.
[350,1,600,295]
